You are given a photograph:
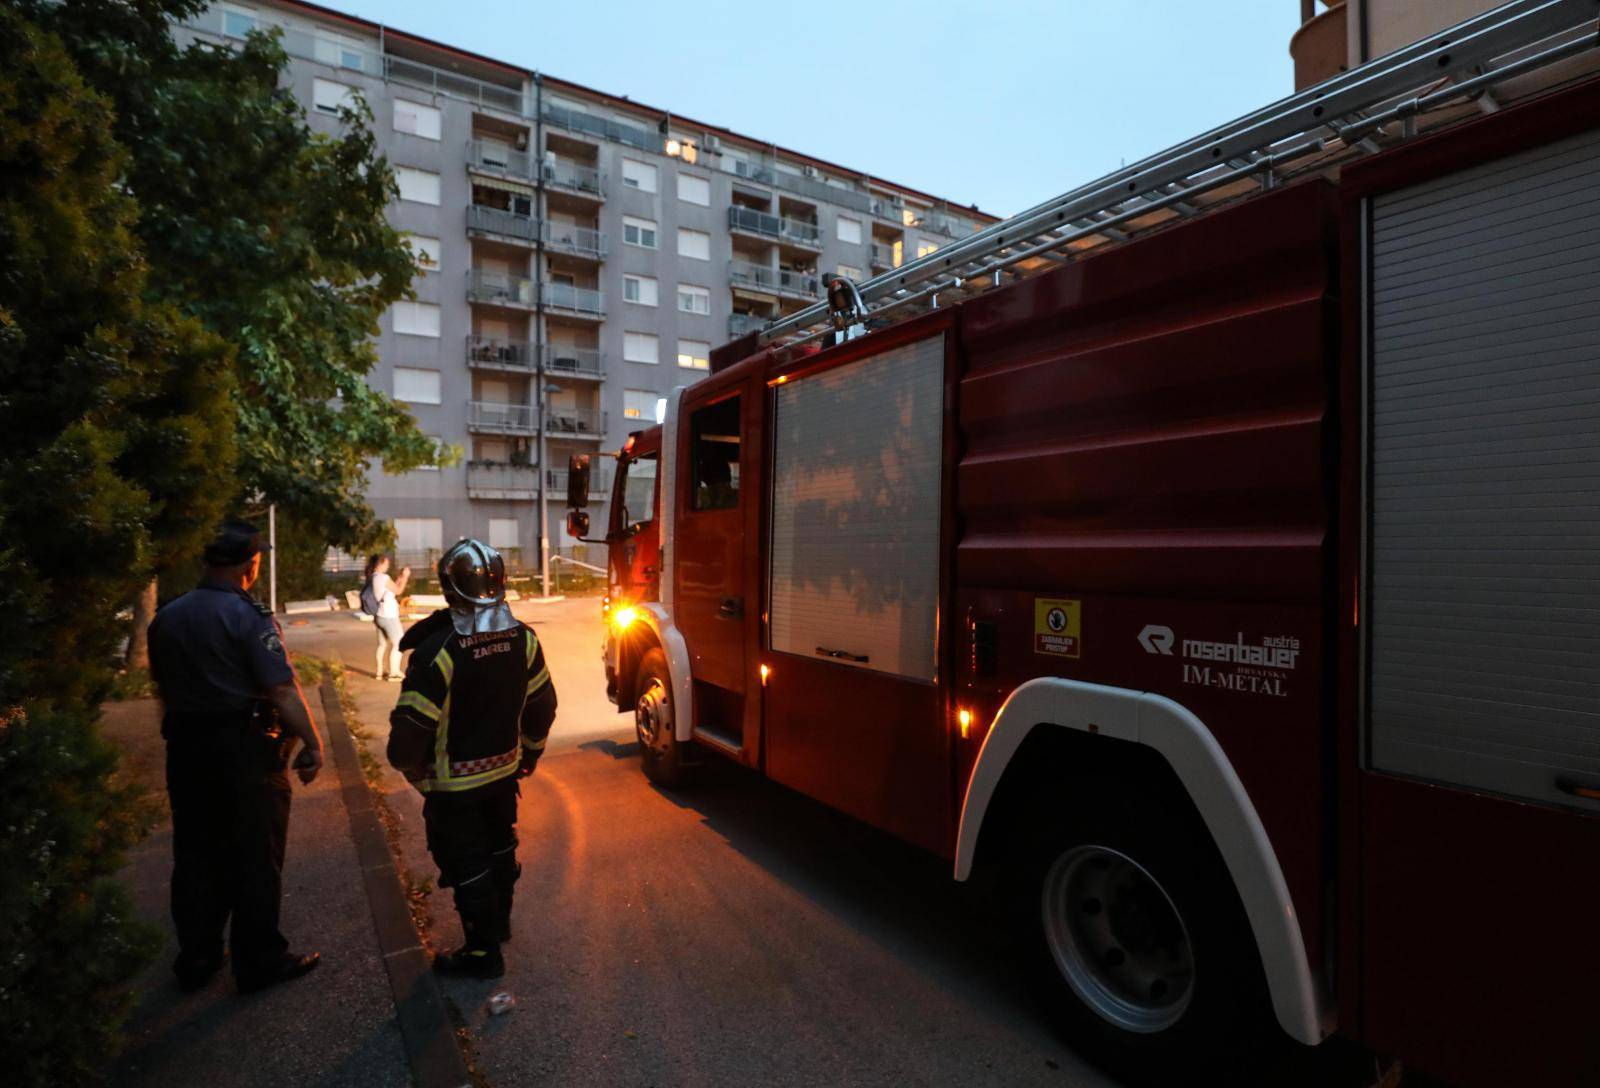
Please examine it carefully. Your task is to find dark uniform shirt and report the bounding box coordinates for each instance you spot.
[388,610,556,793]
[149,579,294,713]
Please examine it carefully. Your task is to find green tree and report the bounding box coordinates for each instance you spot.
[31,0,450,556]
[0,11,233,1082]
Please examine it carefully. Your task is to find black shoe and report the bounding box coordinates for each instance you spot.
[237,951,321,994]
[173,952,225,992]
[433,945,504,980]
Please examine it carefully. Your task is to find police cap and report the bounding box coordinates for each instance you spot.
[204,518,272,567]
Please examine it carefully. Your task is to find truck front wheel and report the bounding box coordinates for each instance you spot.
[634,648,690,787]
[1012,804,1274,1083]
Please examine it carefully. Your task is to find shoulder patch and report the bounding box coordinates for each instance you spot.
[259,628,285,656]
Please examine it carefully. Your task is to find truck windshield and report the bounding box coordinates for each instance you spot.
[609,454,658,533]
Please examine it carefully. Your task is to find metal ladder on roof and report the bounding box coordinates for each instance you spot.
[760,0,1600,350]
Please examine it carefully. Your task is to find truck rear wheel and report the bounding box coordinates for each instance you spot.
[634,648,691,787]
[1010,801,1273,1084]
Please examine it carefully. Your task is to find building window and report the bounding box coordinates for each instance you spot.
[623,215,657,250]
[678,284,711,315]
[392,301,440,337]
[222,7,258,38]
[393,99,441,140]
[488,518,519,549]
[677,339,711,370]
[678,228,710,261]
[916,240,939,259]
[836,216,863,245]
[623,388,659,420]
[405,235,442,272]
[835,264,862,282]
[623,274,658,307]
[392,367,442,404]
[621,159,658,193]
[394,518,444,556]
[396,166,440,206]
[677,173,711,206]
[624,332,660,364]
[312,78,360,116]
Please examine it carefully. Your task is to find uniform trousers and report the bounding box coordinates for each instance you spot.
[422,776,520,944]
[164,711,291,979]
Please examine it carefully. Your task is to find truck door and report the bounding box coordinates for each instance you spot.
[761,330,951,855]
[1350,119,1600,1087]
[673,389,751,747]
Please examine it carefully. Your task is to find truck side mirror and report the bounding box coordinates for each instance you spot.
[567,453,591,509]
[566,510,590,540]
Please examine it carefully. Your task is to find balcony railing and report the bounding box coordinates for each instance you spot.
[467,270,535,307]
[727,157,775,186]
[543,408,607,438]
[467,461,540,499]
[543,159,604,199]
[466,204,539,243]
[726,206,823,249]
[466,336,534,370]
[467,401,537,434]
[542,222,606,260]
[467,138,533,179]
[870,243,897,269]
[540,102,657,153]
[543,345,605,377]
[542,282,605,317]
[729,313,766,338]
[727,261,819,300]
[546,466,611,496]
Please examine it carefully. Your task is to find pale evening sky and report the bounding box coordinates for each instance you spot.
[324,0,1302,218]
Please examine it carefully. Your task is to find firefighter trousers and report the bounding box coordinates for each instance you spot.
[164,714,292,979]
[422,777,520,947]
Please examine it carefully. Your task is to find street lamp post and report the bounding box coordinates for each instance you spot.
[538,381,561,598]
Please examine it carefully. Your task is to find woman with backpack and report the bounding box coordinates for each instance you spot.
[362,554,411,681]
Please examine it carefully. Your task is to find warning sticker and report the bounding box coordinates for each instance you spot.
[1034,598,1082,658]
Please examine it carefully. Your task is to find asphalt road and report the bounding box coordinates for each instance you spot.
[287,600,1372,1088]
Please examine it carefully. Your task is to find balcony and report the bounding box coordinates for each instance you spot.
[543,407,607,439]
[543,159,605,201]
[467,336,534,371]
[545,466,610,497]
[466,204,539,245]
[467,401,537,435]
[870,243,897,270]
[543,345,605,379]
[727,260,819,301]
[729,313,766,338]
[542,221,606,261]
[728,157,775,186]
[1291,1,1348,91]
[467,460,540,500]
[467,270,535,309]
[540,102,658,153]
[466,138,533,180]
[542,282,605,320]
[727,206,823,250]
[917,213,966,240]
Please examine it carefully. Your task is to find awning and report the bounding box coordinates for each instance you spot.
[473,175,537,198]
[732,287,778,306]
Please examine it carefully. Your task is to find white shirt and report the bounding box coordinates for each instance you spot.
[371,571,401,619]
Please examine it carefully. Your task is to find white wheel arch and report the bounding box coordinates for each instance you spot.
[636,603,694,742]
[954,677,1332,1046]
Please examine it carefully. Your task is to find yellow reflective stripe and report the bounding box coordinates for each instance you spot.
[524,665,550,701]
[521,735,547,752]
[434,647,454,682]
[433,688,452,783]
[415,759,521,793]
[396,690,442,722]
[523,629,537,668]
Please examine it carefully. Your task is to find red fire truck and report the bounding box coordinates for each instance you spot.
[566,3,1600,1083]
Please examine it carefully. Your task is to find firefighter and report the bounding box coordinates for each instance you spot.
[147,519,325,993]
[387,538,557,979]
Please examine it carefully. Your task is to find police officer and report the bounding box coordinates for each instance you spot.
[148,519,325,993]
[388,538,557,980]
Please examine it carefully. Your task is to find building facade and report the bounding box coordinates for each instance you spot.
[179,1,994,573]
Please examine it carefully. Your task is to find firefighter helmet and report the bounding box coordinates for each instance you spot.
[437,538,517,635]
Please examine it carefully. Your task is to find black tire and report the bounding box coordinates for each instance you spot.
[634,648,691,787]
[1007,793,1275,1085]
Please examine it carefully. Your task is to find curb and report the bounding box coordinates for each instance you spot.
[320,681,472,1088]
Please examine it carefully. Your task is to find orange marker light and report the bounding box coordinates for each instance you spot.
[612,606,638,632]
[775,375,788,384]
[957,708,973,739]
[759,663,770,686]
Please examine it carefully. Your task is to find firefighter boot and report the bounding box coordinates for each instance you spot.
[433,876,504,979]
[490,850,520,944]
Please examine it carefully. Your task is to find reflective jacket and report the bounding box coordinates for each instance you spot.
[387,610,557,793]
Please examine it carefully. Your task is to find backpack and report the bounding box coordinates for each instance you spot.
[359,575,381,617]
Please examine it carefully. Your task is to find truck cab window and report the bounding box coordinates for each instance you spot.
[689,396,740,511]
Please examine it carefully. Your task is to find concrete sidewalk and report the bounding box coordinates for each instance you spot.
[103,694,410,1088]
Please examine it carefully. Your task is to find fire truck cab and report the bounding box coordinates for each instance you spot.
[569,8,1600,1082]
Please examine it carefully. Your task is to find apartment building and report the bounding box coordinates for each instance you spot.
[177,1,994,572]
[1292,0,1509,88]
